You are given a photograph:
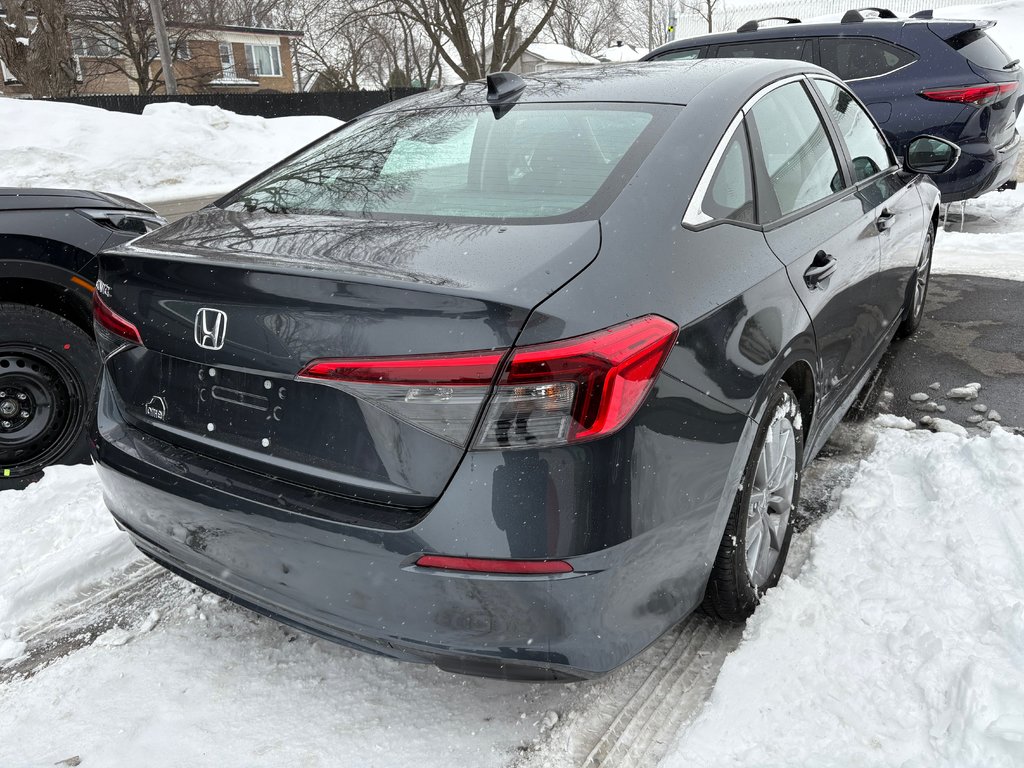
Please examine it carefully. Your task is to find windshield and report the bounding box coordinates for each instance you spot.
[223,104,665,223]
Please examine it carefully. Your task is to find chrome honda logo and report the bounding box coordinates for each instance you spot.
[194,307,227,350]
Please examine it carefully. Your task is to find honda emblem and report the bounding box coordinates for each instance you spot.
[194,307,228,350]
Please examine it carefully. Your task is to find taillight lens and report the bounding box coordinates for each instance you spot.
[93,293,143,345]
[474,315,678,448]
[298,351,506,446]
[298,315,678,450]
[920,82,1018,107]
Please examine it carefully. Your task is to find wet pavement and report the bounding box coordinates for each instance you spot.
[877,273,1024,431]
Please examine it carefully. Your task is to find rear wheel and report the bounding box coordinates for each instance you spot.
[0,304,97,481]
[703,382,803,621]
[896,222,935,339]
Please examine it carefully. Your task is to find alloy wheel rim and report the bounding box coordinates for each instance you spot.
[745,414,796,588]
[912,232,933,320]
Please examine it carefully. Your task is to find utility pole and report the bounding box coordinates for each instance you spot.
[147,0,177,95]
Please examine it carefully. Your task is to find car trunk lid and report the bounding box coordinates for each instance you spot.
[98,209,600,510]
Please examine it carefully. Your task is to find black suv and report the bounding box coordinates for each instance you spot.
[644,8,1022,202]
[0,188,164,483]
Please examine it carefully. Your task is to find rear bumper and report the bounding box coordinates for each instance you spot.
[938,131,1021,203]
[92,374,730,680]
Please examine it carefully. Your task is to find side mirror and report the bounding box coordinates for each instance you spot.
[904,135,960,175]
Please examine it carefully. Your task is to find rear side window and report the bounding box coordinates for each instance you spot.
[819,38,916,79]
[947,28,1015,71]
[748,81,845,219]
[658,48,701,60]
[715,39,812,62]
[701,127,756,223]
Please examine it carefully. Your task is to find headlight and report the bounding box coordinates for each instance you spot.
[78,209,167,235]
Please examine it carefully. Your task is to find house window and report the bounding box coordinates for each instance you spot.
[244,43,281,77]
[72,34,118,57]
[219,42,236,77]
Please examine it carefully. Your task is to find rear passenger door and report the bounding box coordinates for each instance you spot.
[809,76,927,328]
[748,79,887,415]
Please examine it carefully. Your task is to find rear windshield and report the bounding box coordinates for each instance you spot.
[947,28,1015,71]
[224,104,666,224]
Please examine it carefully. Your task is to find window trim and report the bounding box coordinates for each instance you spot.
[219,42,236,78]
[685,72,906,230]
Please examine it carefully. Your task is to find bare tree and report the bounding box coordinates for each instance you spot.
[70,0,215,93]
[181,0,284,26]
[363,7,442,88]
[681,0,722,34]
[545,0,631,56]
[392,0,559,82]
[0,0,78,96]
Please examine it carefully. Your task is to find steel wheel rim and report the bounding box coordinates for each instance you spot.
[745,415,796,588]
[0,346,84,473]
[912,231,933,319]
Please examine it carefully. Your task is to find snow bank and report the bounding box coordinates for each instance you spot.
[0,464,137,660]
[662,425,1024,768]
[0,99,340,203]
[934,188,1024,280]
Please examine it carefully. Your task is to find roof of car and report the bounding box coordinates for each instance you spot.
[377,58,829,113]
[647,15,980,54]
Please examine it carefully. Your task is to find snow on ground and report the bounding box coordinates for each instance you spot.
[0,464,137,661]
[0,572,571,767]
[662,424,1024,768]
[934,188,1024,279]
[0,100,340,204]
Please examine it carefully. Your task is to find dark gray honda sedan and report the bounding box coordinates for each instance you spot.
[91,60,955,680]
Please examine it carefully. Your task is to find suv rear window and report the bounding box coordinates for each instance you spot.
[946,28,1015,71]
[819,38,916,79]
[225,104,664,223]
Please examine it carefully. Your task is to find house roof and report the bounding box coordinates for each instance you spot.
[165,22,303,37]
[525,43,599,65]
[596,44,648,63]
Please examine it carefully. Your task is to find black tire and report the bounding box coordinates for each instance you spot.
[896,222,935,339]
[703,382,803,622]
[0,303,97,481]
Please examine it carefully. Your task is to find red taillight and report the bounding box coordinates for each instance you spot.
[297,315,678,450]
[93,293,143,345]
[920,82,1018,107]
[299,351,505,386]
[415,555,573,574]
[475,315,679,448]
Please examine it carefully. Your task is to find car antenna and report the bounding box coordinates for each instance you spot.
[486,71,526,118]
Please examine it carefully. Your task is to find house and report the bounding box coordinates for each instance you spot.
[596,42,649,63]
[482,42,599,76]
[1,16,302,95]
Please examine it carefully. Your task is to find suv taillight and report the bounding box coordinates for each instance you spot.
[920,82,1018,107]
[298,315,679,450]
[93,293,143,345]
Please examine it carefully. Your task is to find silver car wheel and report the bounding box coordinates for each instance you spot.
[745,413,796,588]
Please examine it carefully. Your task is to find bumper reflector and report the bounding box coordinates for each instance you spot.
[416,554,573,574]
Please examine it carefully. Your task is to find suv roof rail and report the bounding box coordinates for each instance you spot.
[909,9,933,18]
[841,7,899,23]
[737,16,801,33]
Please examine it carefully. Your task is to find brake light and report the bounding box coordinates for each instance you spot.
[920,82,1018,107]
[474,315,679,449]
[416,555,573,574]
[298,315,678,450]
[93,293,143,345]
[298,350,506,447]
